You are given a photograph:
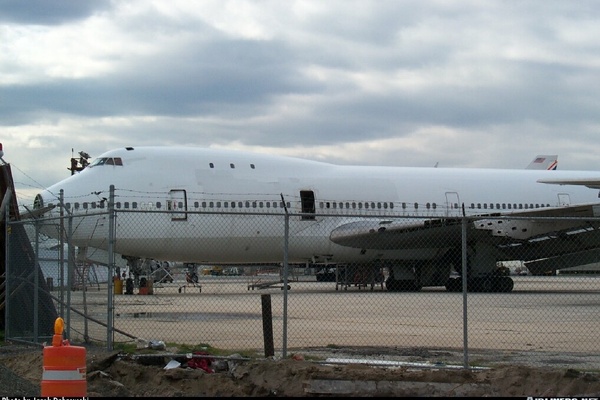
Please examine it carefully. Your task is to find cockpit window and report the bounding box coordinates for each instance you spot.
[89,157,123,167]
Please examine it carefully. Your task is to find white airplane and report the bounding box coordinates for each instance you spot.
[31,146,600,292]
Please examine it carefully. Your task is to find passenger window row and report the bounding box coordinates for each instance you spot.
[60,200,552,212]
[320,201,395,210]
[469,202,550,210]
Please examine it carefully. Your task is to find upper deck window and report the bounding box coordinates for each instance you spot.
[89,157,123,167]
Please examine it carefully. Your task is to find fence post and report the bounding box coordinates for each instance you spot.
[63,189,74,339]
[3,189,11,340]
[261,294,274,357]
[281,194,289,358]
[33,204,40,342]
[107,185,116,351]
[461,212,469,369]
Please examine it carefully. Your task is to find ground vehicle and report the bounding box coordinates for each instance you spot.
[315,267,337,282]
[202,266,224,276]
[223,267,243,276]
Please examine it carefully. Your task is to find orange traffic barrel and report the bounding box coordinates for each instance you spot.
[41,317,87,396]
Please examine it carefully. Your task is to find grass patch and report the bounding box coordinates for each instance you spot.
[113,342,138,353]
[111,340,258,359]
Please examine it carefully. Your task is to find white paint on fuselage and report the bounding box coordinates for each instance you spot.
[35,146,600,264]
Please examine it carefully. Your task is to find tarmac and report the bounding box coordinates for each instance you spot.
[60,274,600,369]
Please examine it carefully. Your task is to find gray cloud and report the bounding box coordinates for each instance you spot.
[2,0,600,206]
[0,0,112,25]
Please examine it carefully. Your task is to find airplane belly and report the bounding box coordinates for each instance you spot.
[59,213,461,265]
[113,237,285,263]
[115,213,288,262]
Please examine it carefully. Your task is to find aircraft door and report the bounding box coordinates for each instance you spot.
[445,192,461,217]
[557,193,570,206]
[300,190,316,220]
[168,189,188,221]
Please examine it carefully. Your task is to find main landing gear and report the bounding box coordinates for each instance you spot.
[384,277,423,292]
[385,275,514,292]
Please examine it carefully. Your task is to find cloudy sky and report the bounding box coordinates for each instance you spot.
[2,0,600,207]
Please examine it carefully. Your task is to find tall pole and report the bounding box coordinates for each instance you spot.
[3,189,11,340]
[461,206,469,369]
[107,185,116,350]
[280,194,289,358]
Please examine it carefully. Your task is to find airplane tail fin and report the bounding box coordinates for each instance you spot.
[526,155,558,170]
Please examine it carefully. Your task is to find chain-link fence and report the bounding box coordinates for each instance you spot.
[6,208,600,368]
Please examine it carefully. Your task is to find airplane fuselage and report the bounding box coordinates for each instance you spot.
[34,146,600,266]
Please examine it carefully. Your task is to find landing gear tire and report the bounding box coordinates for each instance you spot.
[497,276,514,292]
[471,277,492,292]
[445,277,462,292]
[385,277,422,292]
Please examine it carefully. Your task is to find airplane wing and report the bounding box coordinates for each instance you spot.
[329,218,463,250]
[472,203,600,240]
[329,204,600,258]
[538,177,600,189]
[330,204,600,276]
[526,155,558,170]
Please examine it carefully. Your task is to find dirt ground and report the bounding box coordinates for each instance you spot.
[1,343,600,397]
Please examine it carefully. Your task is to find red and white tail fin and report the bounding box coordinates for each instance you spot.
[526,155,558,170]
